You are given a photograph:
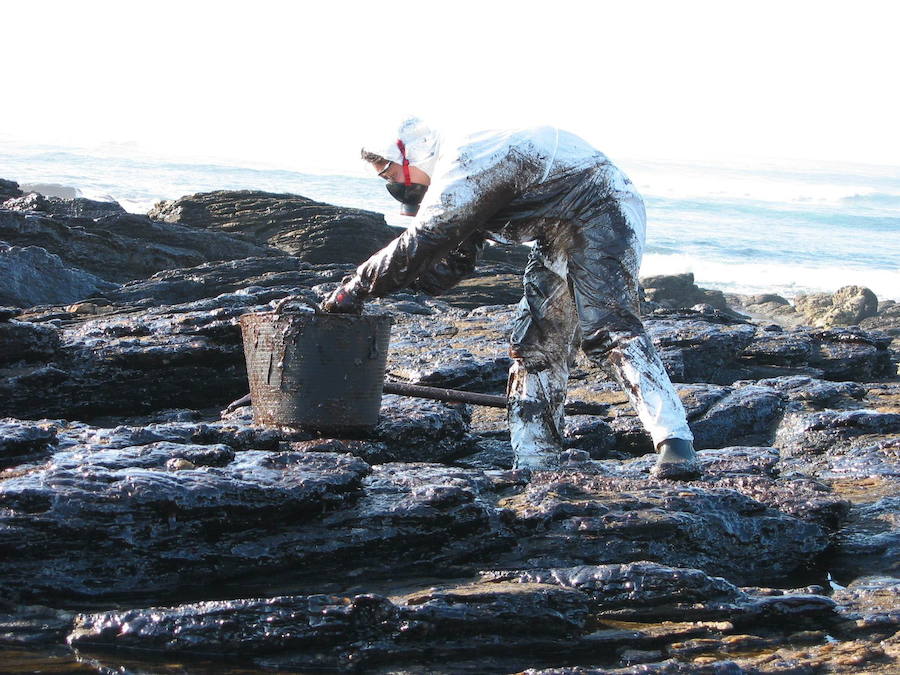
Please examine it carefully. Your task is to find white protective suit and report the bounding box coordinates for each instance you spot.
[352,120,693,469]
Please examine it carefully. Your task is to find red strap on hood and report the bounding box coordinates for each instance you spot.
[397,139,412,186]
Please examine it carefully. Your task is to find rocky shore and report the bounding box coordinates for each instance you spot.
[1,180,898,673]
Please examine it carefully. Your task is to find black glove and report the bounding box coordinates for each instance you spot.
[321,278,365,314]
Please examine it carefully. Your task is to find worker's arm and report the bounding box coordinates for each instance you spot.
[348,154,529,300]
[409,233,485,295]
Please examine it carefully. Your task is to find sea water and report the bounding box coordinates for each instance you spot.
[2,143,898,301]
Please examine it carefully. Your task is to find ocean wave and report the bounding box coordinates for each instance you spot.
[623,159,900,213]
[841,191,900,207]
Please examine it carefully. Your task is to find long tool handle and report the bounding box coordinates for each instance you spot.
[383,381,507,408]
[383,381,608,416]
[224,384,608,416]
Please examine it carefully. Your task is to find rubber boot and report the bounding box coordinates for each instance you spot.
[651,438,701,480]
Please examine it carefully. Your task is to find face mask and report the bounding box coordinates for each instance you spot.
[382,138,430,216]
[386,182,428,216]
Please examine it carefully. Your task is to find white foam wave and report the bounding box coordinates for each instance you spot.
[641,253,900,302]
[620,159,900,210]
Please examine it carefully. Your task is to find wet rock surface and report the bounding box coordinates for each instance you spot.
[0,243,117,307]
[0,186,897,672]
[0,208,279,284]
[0,316,60,364]
[60,561,842,672]
[147,189,398,263]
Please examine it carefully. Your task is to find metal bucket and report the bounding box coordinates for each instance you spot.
[238,310,393,432]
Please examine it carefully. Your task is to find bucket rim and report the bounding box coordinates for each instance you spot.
[238,310,394,323]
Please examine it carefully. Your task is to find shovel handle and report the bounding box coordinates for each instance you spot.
[382,381,609,416]
[224,383,609,416]
[383,381,507,408]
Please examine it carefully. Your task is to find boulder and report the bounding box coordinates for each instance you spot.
[830,286,881,324]
[793,292,833,323]
[829,494,900,581]
[0,244,118,308]
[0,209,279,284]
[688,384,786,449]
[0,178,22,201]
[727,292,803,326]
[606,383,787,455]
[753,375,866,410]
[808,327,894,381]
[795,286,880,327]
[148,190,398,264]
[775,409,900,471]
[640,273,730,312]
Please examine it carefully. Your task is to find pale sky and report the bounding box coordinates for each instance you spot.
[3,0,898,174]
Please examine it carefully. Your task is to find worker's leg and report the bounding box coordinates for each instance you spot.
[569,192,695,452]
[508,245,579,470]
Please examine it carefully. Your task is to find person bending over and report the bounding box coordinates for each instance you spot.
[323,117,699,479]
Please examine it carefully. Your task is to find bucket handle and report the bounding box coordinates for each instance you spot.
[273,295,322,314]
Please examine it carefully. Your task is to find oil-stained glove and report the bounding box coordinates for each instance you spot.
[321,278,365,314]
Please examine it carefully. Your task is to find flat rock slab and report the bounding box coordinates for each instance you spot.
[586,447,850,536]
[0,288,278,419]
[0,428,506,602]
[3,192,125,219]
[525,637,900,674]
[205,392,474,464]
[739,325,894,382]
[65,562,835,672]
[0,449,370,601]
[833,576,900,633]
[387,305,514,391]
[494,459,835,586]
